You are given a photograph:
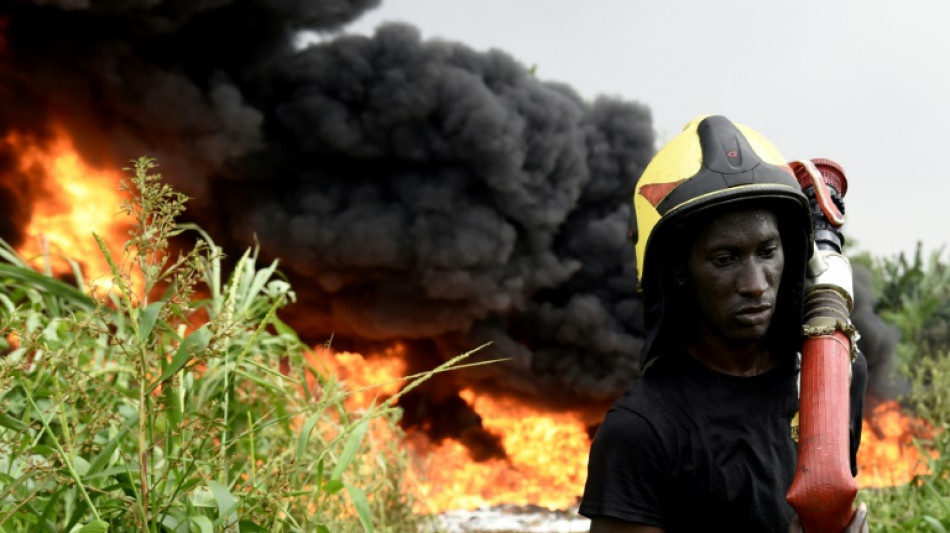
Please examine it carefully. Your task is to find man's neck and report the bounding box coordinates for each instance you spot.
[685,326,777,377]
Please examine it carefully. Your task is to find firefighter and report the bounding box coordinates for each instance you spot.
[578,115,869,532]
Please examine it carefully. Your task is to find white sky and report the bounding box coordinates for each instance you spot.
[341,0,950,260]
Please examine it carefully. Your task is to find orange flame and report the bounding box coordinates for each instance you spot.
[407,388,589,512]
[3,127,134,292]
[857,400,938,488]
[328,351,941,512]
[324,349,588,511]
[316,344,409,409]
[4,332,19,350]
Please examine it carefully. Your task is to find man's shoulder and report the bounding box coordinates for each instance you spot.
[611,369,671,411]
[593,383,673,455]
[602,365,684,433]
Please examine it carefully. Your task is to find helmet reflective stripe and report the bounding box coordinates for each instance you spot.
[662,184,804,219]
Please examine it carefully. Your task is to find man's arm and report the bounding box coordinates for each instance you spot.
[590,517,664,533]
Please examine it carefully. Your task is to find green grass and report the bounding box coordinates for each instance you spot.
[0,157,477,532]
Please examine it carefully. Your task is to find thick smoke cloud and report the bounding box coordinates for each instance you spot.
[0,0,380,206]
[0,0,896,451]
[224,26,654,412]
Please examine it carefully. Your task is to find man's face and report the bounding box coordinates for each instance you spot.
[680,208,784,344]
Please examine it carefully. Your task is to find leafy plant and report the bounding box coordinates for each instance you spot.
[0,157,468,532]
[874,243,950,363]
[856,244,950,532]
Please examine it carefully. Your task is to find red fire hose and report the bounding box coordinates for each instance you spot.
[785,159,859,532]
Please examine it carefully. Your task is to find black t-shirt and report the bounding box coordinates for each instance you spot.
[579,350,867,532]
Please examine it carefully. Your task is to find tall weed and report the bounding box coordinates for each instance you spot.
[0,158,457,532]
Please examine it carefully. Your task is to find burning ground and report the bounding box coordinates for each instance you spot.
[0,0,902,505]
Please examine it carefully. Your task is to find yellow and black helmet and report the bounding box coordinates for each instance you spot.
[634,115,814,366]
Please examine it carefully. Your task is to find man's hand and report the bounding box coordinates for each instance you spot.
[788,502,869,533]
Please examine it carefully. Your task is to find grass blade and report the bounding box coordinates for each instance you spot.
[207,480,239,531]
[923,516,948,533]
[330,418,369,480]
[72,521,109,533]
[149,326,210,393]
[296,412,323,459]
[343,481,375,533]
[137,301,163,342]
[0,264,95,310]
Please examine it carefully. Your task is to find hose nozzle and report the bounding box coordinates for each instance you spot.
[791,158,848,252]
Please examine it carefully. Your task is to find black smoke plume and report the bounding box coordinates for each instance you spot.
[0,0,895,457]
[852,263,902,401]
